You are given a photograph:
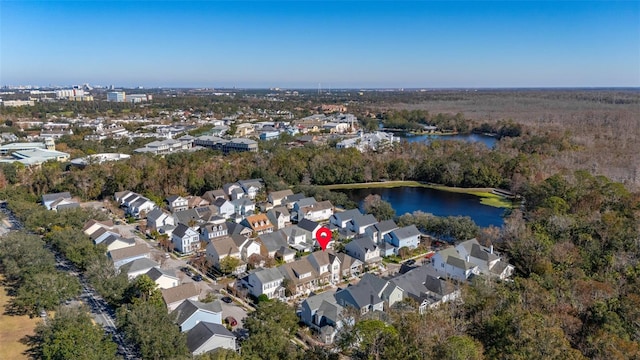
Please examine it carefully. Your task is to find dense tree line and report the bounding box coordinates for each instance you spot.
[0,231,81,317]
[28,306,119,360]
[0,129,571,206]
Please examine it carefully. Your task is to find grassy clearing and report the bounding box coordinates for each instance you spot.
[0,276,40,360]
[324,181,517,209]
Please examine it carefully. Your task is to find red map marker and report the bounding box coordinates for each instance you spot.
[316,227,332,251]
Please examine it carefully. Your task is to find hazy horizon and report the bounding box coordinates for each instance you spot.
[1,1,638,88]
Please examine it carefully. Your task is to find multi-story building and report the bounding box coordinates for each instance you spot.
[107,91,126,102]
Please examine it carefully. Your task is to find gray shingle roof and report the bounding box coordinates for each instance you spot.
[42,192,71,203]
[391,225,421,240]
[119,258,158,274]
[172,299,222,326]
[145,267,177,281]
[186,321,235,353]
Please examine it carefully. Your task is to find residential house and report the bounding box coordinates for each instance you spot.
[242,214,274,236]
[278,257,329,297]
[454,239,515,280]
[231,234,261,261]
[222,183,244,200]
[297,219,322,241]
[300,291,344,344]
[82,219,115,237]
[146,208,176,232]
[119,258,160,279]
[42,192,78,211]
[162,282,200,311]
[230,198,255,216]
[276,246,296,263]
[172,223,201,255]
[430,247,480,281]
[186,322,237,355]
[194,206,220,223]
[145,267,180,289]
[255,231,289,258]
[108,244,151,269]
[166,195,189,212]
[330,209,363,229]
[172,299,223,332]
[91,228,121,245]
[334,282,384,315]
[101,234,136,252]
[350,214,377,235]
[365,219,398,245]
[128,196,157,219]
[238,179,263,200]
[200,222,229,242]
[344,236,381,265]
[336,253,363,280]
[116,191,157,219]
[244,267,285,300]
[227,222,253,238]
[266,206,290,230]
[173,209,204,229]
[282,193,306,209]
[280,225,313,252]
[268,189,294,206]
[296,200,334,222]
[206,237,246,275]
[390,265,460,313]
[385,225,421,255]
[307,251,342,284]
[187,196,209,209]
[202,189,227,203]
[356,273,404,308]
[212,198,235,219]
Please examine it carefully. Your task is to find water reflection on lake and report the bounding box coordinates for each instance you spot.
[337,186,505,228]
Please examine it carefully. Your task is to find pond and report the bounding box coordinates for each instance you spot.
[337,186,506,228]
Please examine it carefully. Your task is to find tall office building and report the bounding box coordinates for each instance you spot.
[107,91,126,102]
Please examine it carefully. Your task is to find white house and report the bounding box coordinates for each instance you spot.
[186,322,237,355]
[266,207,290,230]
[454,239,515,280]
[350,214,377,235]
[145,267,180,289]
[268,189,294,206]
[330,209,362,229]
[212,198,235,218]
[206,237,246,275]
[295,200,334,222]
[244,267,285,300]
[430,247,480,281]
[344,236,381,264]
[166,195,189,212]
[146,208,176,232]
[172,223,201,255]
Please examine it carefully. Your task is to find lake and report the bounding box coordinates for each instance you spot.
[399,133,498,148]
[337,186,505,228]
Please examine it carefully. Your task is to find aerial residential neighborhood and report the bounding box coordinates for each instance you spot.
[24,175,516,356]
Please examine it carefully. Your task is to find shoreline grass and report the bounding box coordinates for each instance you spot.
[323,181,518,209]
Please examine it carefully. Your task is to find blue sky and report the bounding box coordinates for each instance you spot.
[1,1,638,88]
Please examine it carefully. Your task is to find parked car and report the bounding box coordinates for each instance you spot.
[192,274,203,282]
[181,267,193,276]
[225,316,237,327]
[406,259,416,266]
[221,296,233,304]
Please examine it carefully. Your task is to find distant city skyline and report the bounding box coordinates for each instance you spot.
[1,1,638,88]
